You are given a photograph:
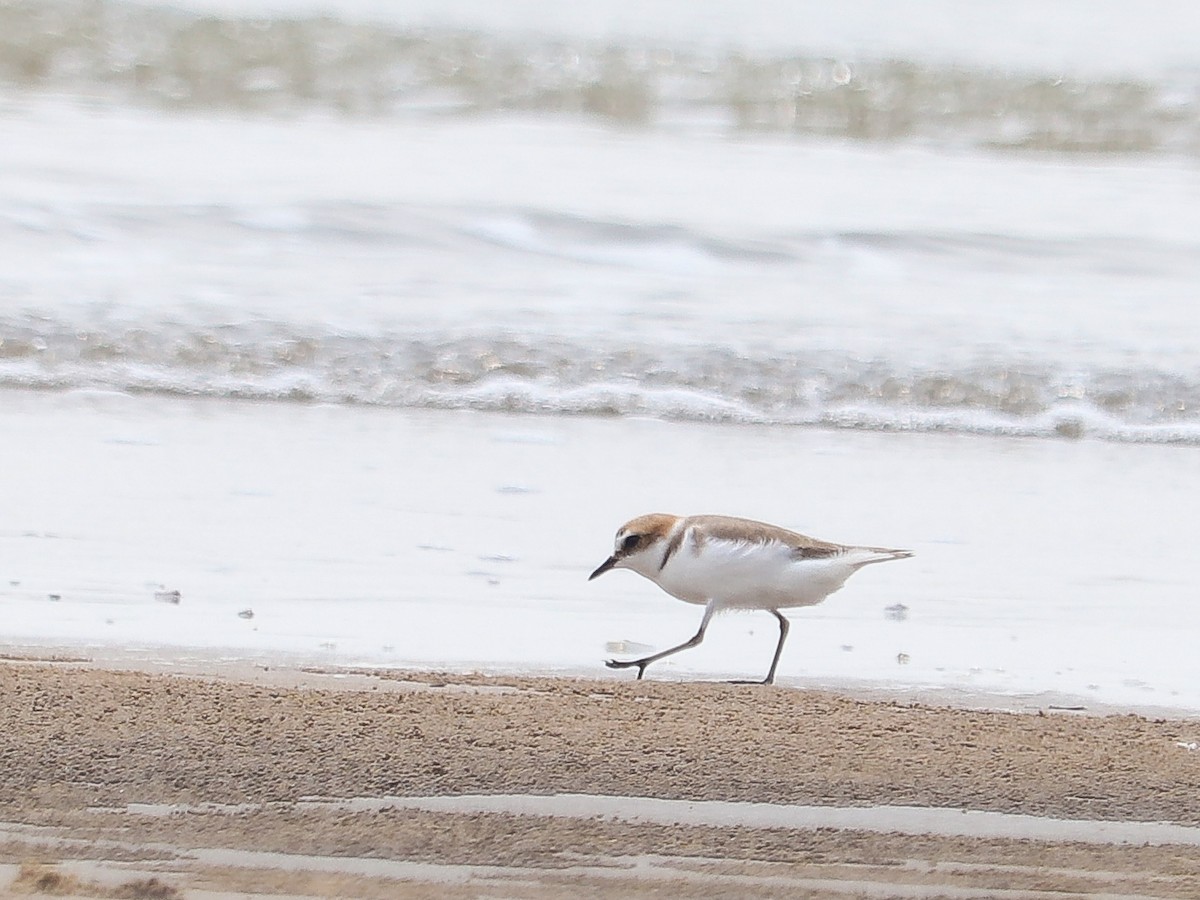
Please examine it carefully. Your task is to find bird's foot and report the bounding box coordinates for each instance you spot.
[606,658,650,680]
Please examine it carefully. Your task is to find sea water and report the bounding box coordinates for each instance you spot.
[2,0,1199,711]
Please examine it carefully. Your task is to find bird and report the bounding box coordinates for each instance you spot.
[589,513,912,684]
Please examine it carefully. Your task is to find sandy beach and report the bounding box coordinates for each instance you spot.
[2,656,1199,899]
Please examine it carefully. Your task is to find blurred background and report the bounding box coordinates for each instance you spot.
[3,0,1200,435]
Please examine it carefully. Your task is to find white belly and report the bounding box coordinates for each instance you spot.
[653,536,858,610]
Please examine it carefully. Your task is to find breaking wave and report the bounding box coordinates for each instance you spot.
[3,319,1200,444]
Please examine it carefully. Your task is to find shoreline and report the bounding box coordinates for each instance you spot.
[2,656,1199,898]
[4,642,1198,720]
[6,393,1200,716]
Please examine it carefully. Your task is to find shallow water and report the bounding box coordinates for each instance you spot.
[309,793,1200,847]
[4,392,1199,711]
[106,790,1200,845]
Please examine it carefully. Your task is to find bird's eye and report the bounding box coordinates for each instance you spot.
[621,534,641,552]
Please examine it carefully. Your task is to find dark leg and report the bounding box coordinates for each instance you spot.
[607,600,716,680]
[728,609,790,685]
[763,609,790,685]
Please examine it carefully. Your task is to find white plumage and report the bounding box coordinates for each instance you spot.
[589,513,911,684]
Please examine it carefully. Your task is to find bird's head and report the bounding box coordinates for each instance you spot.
[589,514,679,580]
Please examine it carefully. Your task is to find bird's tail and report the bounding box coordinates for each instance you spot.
[848,547,913,568]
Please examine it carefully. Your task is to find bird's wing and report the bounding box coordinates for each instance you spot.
[686,515,845,559]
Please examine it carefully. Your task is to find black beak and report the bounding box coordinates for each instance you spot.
[588,555,617,580]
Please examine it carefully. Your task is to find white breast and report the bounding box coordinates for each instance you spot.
[652,532,868,610]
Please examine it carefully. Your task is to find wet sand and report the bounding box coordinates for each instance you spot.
[2,657,1200,898]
